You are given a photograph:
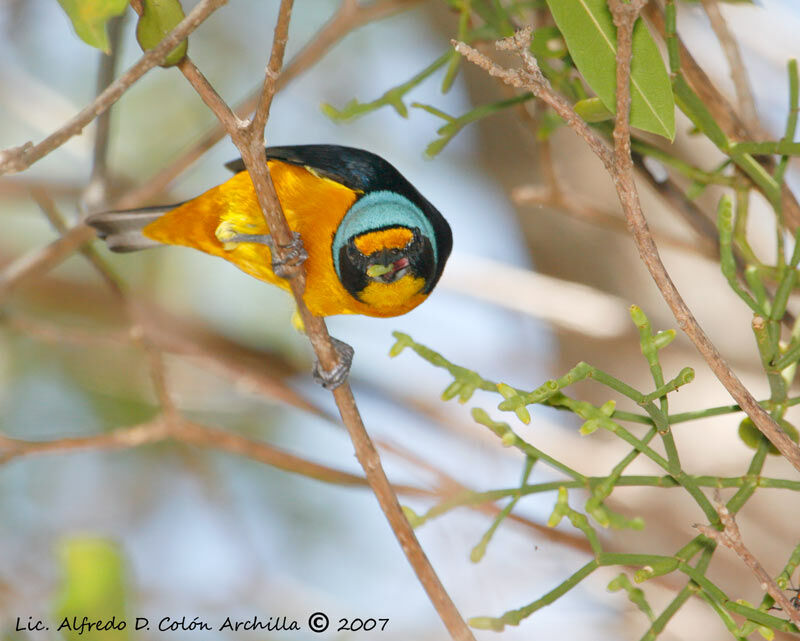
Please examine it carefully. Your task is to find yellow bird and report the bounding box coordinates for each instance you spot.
[87,144,452,387]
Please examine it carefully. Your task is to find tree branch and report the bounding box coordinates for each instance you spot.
[643,2,800,232]
[0,0,229,176]
[453,18,800,472]
[0,417,428,496]
[700,0,758,131]
[175,2,476,638]
[0,224,95,303]
[113,0,422,210]
[695,492,800,627]
[83,13,126,212]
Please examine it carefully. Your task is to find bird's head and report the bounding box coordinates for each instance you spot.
[333,191,441,312]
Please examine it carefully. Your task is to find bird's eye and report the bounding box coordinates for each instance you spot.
[346,241,363,260]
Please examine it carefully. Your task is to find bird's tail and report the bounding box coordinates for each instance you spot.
[86,206,175,253]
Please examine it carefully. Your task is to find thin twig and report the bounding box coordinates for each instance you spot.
[175,3,475,638]
[609,0,800,470]
[512,183,712,257]
[0,418,426,495]
[694,492,800,627]
[113,0,421,210]
[83,13,126,212]
[31,189,124,296]
[0,224,95,303]
[248,0,293,136]
[30,189,179,423]
[453,21,800,472]
[644,2,800,232]
[700,0,758,131]
[0,0,228,176]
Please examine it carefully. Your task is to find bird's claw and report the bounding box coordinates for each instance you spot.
[269,231,308,278]
[312,337,354,390]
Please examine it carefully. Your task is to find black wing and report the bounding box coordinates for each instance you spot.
[226,145,404,192]
[224,144,453,290]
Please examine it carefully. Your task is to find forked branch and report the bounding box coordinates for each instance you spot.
[174,2,475,638]
[453,15,800,472]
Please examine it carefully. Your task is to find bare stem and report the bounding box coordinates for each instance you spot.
[0,0,228,176]
[700,0,758,130]
[174,2,474,637]
[0,225,95,303]
[695,492,800,627]
[84,13,126,212]
[113,0,421,211]
[453,17,800,472]
[644,2,800,232]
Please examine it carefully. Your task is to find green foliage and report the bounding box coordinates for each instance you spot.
[739,417,799,456]
[391,296,800,634]
[573,97,615,123]
[135,0,188,67]
[322,53,452,121]
[608,573,655,621]
[53,538,129,641]
[413,93,534,157]
[544,0,675,139]
[383,43,800,625]
[56,0,128,53]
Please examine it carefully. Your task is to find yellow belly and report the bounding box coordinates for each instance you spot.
[142,160,428,318]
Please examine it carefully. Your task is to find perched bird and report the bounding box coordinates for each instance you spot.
[87,144,452,387]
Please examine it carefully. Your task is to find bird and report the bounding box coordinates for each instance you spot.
[86,144,452,388]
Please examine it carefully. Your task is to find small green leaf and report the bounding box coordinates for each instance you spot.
[468,617,505,632]
[136,0,188,68]
[634,558,679,582]
[545,0,675,139]
[738,417,799,455]
[580,418,601,435]
[401,505,421,527]
[54,537,129,641]
[608,573,655,621]
[652,329,676,350]
[574,97,614,122]
[57,0,128,53]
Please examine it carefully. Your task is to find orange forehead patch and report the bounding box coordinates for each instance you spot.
[353,227,413,256]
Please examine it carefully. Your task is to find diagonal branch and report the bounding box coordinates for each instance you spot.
[0,0,229,176]
[0,417,428,496]
[175,3,475,639]
[700,0,758,131]
[248,0,293,136]
[644,2,800,232]
[453,18,800,472]
[113,0,422,210]
[695,492,800,627]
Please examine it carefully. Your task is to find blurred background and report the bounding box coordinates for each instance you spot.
[1,0,800,639]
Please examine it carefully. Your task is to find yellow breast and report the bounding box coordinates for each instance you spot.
[142,160,430,318]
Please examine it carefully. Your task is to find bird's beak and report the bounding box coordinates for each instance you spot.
[367,257,410,279]
[367,264,392,278]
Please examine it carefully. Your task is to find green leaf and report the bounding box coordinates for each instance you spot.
[136,0,188,68]
[738,417,799,455]
[53,537,129,641]
[57,0,128,53]
[544,0,675,139]
[574,97,614,122]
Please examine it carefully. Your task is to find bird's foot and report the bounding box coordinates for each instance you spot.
[312,337,354,390]
[268,231,308,278]
[224,231,308,278]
